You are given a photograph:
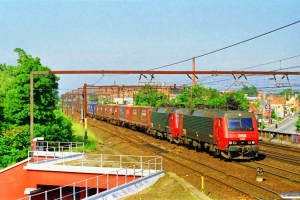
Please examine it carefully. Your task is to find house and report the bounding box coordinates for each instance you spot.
[268,96,285,119]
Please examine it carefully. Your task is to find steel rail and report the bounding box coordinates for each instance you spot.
[259,141,300,153]
[259,150,300,165]
[81,110,280,199]
[237,162,300,184]
[79,112,253,199]
[165,151,280,199]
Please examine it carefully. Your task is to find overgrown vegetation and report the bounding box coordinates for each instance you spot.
[296,115,300,132]
[0,49,74,168]
[72,123,100,152]
[134,84,250,111]
[134,84,168,106]
[0,126,30,167]
[240,85,258,97]
[279,88,299,99]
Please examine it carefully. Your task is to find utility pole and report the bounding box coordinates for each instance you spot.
[83,83,88,142]
[192,58,196,86]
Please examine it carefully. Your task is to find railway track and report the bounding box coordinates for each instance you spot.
[259,149,300,165]
[71,112,299,199]
[87,117,283,199]
[164,151,281,200]
[237,161,300,184]
[260,141,300,153]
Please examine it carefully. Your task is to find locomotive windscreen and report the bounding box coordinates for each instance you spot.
[228,118,254,131]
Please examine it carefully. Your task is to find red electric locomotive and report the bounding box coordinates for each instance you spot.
[165,108,259,159]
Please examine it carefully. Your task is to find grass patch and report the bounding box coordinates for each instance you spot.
[72,123,100,152]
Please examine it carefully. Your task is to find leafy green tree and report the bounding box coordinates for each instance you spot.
[134,84,168,106]
[232,90,249,111]
[0,63,6,71]
[174,85,211,108]
[34,110,73,141]
[217,92,248,111]
[88,93,98,103]
[0,126,30,167]
[279,88,299,99]
[296,115,300,132]
[3,48,73,141]
[173,86,193,107]
[271,109,276,119]
[241,85,258,97]
[252,99,260,109]
[173,85,249,110]
[0,65,15,131]
[205,88,224,109]
[4,48,58,125]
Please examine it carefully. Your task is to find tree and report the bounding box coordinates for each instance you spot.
[174,85,214,108]
[4,49,58,125]
[0,126,30,167]
[232,90,249,111]
[88,93,98,103]
[271,109,276,119]
[3,48,73,141]
[296,115,300,132]
[173,85,249,110]
[279,88,299,99]
[205,88,224,109]
[134,84,168,106]
[0,65,15,131]
[241,85,258,97]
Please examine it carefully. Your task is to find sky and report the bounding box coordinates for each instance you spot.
[1,0,300,95]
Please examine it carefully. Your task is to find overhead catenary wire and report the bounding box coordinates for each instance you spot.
[149,20,300,70]
[60,21,300,93]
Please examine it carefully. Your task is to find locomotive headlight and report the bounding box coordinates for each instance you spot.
[233,141,237,145]
[248,141,251,144]
[229,141,232,145]
[252,141,255,144]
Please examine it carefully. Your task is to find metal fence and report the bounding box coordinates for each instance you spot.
[20,152,163,200]
[259,130,300,144]
[35,141,85,153]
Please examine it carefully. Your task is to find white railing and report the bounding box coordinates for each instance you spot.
[35,141,85,153]
[28,141,85,164]
[18,156,163,200]
[29,147,163,170]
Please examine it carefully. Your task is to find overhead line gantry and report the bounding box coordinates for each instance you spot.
[30,70,300,149]
[48,70,300,75]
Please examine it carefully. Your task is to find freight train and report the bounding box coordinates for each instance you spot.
[87,104,259,159]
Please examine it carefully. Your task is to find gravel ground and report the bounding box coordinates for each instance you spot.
[119,173,199,200]
[74,117,211,200]
[71,113,300,199]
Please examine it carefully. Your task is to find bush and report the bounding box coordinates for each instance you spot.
[0,126,30,168]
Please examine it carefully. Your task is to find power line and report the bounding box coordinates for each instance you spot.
[240,55,300,70]
[149,20,300,70]
[93,75,104,85]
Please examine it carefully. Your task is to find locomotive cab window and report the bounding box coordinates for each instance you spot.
[228,118,253,131]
